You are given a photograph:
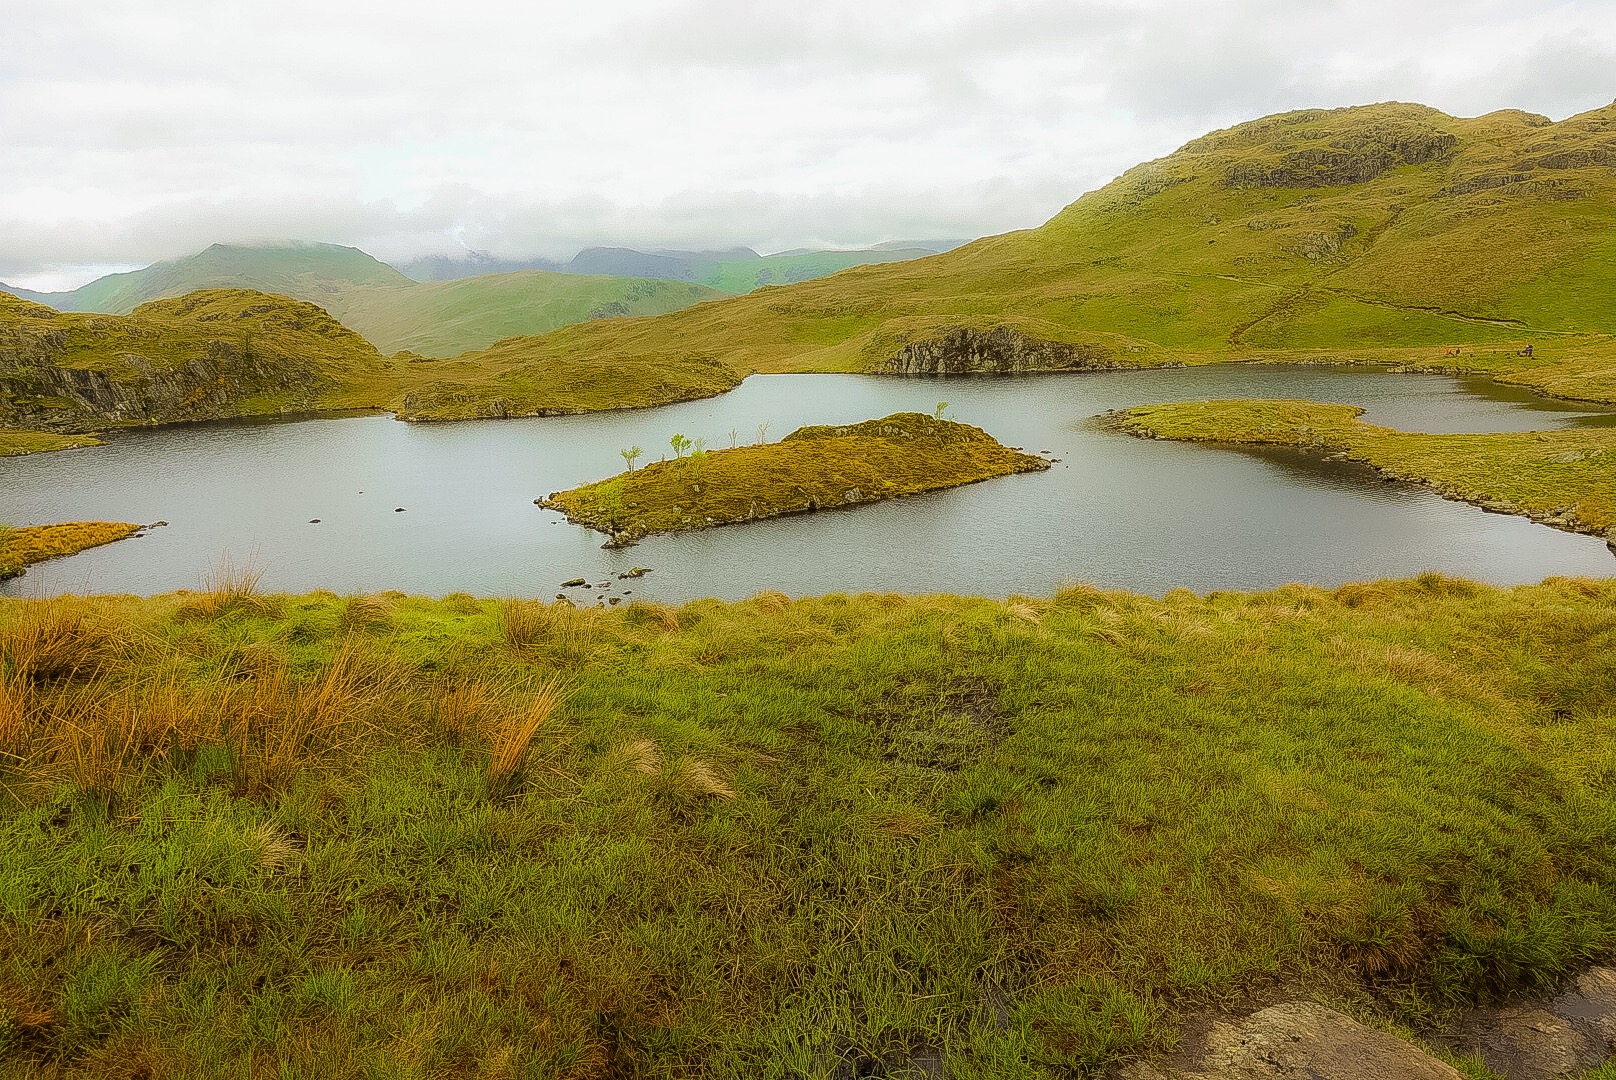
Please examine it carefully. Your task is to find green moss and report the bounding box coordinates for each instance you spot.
[1111,398,1616,534]
[540,412,1050,544]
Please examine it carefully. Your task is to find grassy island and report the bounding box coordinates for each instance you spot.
[0,430,101,457]
[0,521,144,580]
[539,412,1051,546]
[1111,398,1616,543]
[2,578,1616,1075]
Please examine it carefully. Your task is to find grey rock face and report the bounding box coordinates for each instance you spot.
[881,326,1118,375]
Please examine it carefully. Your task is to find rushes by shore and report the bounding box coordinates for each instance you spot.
[2,577,1616,1076]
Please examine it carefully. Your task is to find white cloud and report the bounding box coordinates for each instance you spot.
[1,0,1612,276]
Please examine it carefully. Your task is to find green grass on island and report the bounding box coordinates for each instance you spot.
[1110,398,1616,540]
[3,578,1616,1075]
[0,522,145,580]
[539,412,1051,546]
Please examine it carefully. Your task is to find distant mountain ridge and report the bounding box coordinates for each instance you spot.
[6,101,1614,432]
[0,242,727,358]
[396,241,961,291]
[0,238,957,357]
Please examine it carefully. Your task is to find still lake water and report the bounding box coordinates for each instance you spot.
[3,365,1614,602]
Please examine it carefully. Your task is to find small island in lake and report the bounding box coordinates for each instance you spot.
[539,411,1051,546]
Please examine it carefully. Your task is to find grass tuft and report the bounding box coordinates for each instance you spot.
[485,677,568,792]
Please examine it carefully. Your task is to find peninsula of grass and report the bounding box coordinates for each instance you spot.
[0,430,100,457]
[1109,398,1616,541]
[539,412,1050,546]
[0,521,144,580]
[3,576,1616,1076]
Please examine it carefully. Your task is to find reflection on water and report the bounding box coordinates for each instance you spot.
[2,365,1612,600]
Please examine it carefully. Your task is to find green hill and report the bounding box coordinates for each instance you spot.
[318,271,725,357]
[697,246,946,293]
[1,242,730,359]
[46,242,411,313]
[411,101,1616,416]
[0,289,386,432]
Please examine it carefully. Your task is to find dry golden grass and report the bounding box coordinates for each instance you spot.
[499,598,556,647]
[342,593,395,631]
[0,521,141,577]
[0,597,120,683]
[485,677,568,790]
[434,679,500,743]
[178,553,269,619]
[5,634,403,796]
[664,757,735,802]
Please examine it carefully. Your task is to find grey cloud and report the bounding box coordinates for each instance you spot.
[2,0,1614,277]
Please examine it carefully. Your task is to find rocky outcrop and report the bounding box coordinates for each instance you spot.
[1221,123,1458,189]
[0,341,323,431]
[1114,968,1616,1079]
[0,289,379,432]
[879,326,1119,375]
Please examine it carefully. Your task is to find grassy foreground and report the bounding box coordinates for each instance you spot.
[0,523,143,581]
[540,413,1050,546]
[1110,399,1616,540]
[3,578,1616,1076]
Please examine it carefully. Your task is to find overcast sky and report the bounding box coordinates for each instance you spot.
[3,0,1614,288]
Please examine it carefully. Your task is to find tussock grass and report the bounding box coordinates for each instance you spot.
[177,553,269,619]
[485,677,568,792]
[1,581,1615,1075]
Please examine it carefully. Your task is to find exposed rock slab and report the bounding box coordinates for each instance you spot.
[1437,966,1616,1080]
[1115,1002,1461,1080]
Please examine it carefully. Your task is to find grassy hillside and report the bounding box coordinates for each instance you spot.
[319,272,725,357]
[0,290,387,432]
[448,102,1616,404]
[542,412,1050,545]
[44,243,411,314]
[3,578,1616,1075]
[6,102,1616,429]
[697,247,943,293]
[3,243,731,360]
